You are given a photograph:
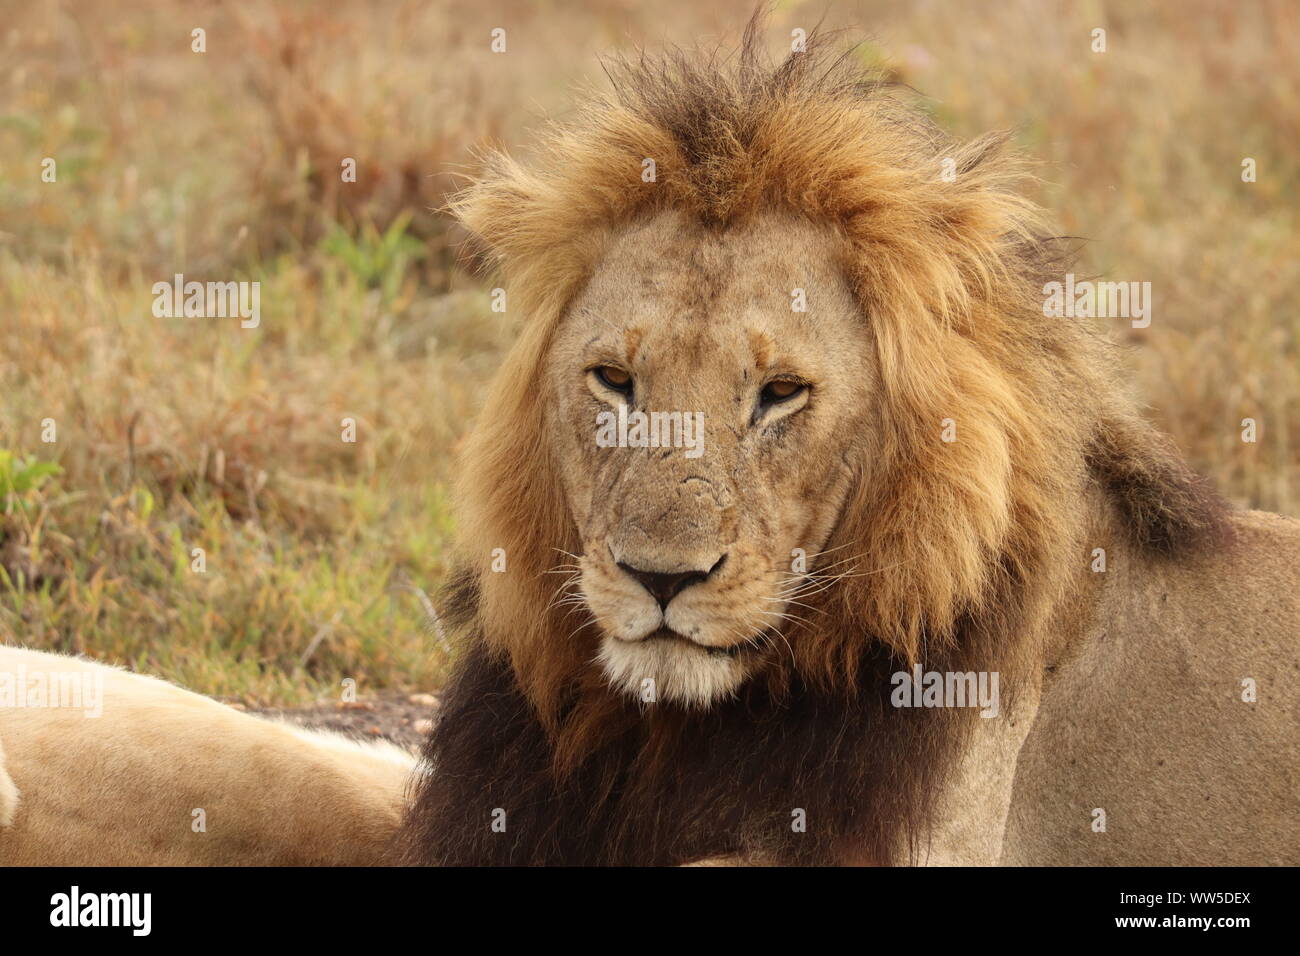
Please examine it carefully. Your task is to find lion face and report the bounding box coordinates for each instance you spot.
[545,211,876,705]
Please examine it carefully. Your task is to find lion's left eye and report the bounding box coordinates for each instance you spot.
[591,365,633,395]
[760,379,806,405]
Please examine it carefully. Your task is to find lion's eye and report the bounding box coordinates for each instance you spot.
[760,379,805,405]
[593,365,633,395]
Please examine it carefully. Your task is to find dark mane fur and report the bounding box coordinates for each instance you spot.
[400,589,1017,866]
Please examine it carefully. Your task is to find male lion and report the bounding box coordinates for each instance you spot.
[398,25,1298,866]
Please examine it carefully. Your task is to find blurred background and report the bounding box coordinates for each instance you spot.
[1,0,1296,707]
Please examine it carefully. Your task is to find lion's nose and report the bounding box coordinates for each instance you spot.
[616,554,727,611]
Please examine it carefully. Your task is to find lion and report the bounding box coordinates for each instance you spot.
[0,645,415,865]
[397,22,1299,866]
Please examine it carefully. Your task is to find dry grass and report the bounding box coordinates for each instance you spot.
[0,0,1295,703]
[834,0,1299,515]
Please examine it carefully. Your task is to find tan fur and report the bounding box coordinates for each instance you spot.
[402,23,1296,865]
[999,509,1300,865]
[0,736,17,829]
[0,646,415,866]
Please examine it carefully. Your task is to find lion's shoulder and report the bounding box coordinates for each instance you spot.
[1230,507,1300,543]
[1102,508,1300,657]
[1195,509,1300,592]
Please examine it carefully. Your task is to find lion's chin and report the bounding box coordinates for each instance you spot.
[596,633,749,707]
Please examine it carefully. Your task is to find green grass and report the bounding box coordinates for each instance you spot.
[0,248,501,704]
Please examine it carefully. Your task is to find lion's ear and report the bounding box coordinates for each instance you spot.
[449,100,681,318]
[449,147,618,322]
[448,152,539,271]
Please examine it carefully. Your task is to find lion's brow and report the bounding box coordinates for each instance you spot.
[623,326,645,365]
[748,328,773,370]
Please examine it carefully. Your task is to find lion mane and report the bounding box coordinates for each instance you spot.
[399,21,1228,866]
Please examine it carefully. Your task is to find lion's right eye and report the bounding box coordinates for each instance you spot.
[592,365,633,395]
[760,379,805,404]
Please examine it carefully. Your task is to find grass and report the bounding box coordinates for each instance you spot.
[0,245,501,703]
[1,0,1295,704]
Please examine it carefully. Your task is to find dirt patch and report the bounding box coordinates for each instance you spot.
[247,691,441,752]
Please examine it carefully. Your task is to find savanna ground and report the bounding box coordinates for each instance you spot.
[1,1,1296,728]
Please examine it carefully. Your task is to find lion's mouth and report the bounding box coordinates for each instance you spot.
[621,626,750,658]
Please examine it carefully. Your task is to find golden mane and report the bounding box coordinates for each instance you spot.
[400,21,1230,865]
[451,22,1222,717]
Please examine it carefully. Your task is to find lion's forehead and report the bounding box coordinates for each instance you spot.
[562,211,861,374]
